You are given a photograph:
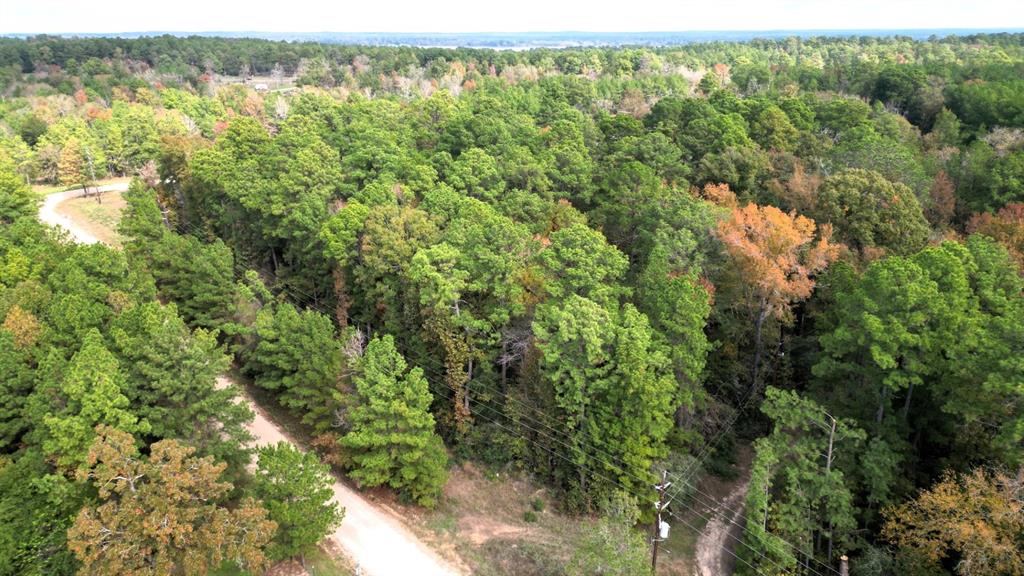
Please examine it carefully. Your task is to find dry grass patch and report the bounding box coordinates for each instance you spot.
[57,190,127,246]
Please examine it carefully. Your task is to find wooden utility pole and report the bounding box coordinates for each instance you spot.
[651,470,671,574]
[825,414,837,560]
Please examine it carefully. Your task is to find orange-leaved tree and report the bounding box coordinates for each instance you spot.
[68,426,276,576]
[967,203,1024,272]
[715,198,839,387]
[883,468,1024,576]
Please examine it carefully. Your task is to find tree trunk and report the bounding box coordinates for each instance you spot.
[902,381,915,420]
[464,357,473,414]
[500,340,507,393]
[876,386,889,425]
[751,301,770,390]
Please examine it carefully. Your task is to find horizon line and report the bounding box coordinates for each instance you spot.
[4,27,1024,36]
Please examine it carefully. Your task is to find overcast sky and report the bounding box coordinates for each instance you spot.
[2,0,1023,34]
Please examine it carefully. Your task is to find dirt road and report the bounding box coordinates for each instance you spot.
[38,182,130,244]
[225,378,465,576]
[695,477,751,576]
[42,188,465,576]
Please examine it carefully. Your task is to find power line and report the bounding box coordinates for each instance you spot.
[429,380,775,576]
[420,366,816,576]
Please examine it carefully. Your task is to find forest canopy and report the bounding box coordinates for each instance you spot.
[1,31,1023,576]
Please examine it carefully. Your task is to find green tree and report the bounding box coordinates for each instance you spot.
[813,250,962,428]
[109,301,251,464]
[925,108,962,149]
[542,118,596,205]
[340,335,448,507]
[0,153,37,224]
[870,65,928,125]
[244,303,342,432]
[815,169,930,256]
[17,114,48,148]
[0,329,35,450]
[814,237,1024,471]
[532,296,676,503]
[0,450,85,576]
[566,496,650,576]
[636,242,712,389]
[319,200,372,327]
[829,126,928,195]
[347,204,440,341]
[149,233,238,333]
[739,388,865,574]
[536,223,629,308]
[252,442,344,561]
[411,191,533,428]
[117,180,167,264]
[750,104,799,152]
[41,329,148,469]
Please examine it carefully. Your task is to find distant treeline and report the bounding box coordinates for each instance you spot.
[1,32,1023,78]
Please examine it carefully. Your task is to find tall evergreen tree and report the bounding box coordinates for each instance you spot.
[244,302,342,432]
[41,329,148,469]
[340,335,448,507]
[109,301,252,465]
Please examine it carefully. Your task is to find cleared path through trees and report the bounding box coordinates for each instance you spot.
[41,188,466,576]
[695,477,750,576]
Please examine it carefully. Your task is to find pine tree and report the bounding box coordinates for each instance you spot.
[109,301,251,465]
[253,442,344,560]
[532,296,677,504]
[244,302,342,431]
[41,329,148,469]
[341,335,448,507]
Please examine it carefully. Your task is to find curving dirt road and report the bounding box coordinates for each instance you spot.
[41,188,465,576]
[38,182,130,244]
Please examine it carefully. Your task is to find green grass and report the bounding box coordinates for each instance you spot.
[74,199,120,229]
[303,547,355,576]
[31,183,69,197]
[425,512,459,537]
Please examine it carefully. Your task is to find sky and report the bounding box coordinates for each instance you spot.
[2,0,1023,34]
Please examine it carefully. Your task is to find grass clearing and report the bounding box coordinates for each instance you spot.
[58,190,127,246]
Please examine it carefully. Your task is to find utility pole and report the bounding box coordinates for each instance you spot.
[651,470,671,574]
[825,414,837,561]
